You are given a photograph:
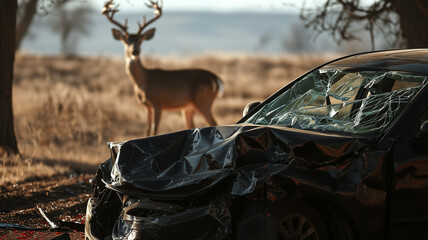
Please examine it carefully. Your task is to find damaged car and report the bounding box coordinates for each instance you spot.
[85,49,428,240]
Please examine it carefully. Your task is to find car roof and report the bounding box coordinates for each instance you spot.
[326,49,428,74]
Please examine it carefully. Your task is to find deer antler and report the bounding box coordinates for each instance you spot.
[137,0,163,36]
[102,0,129,37]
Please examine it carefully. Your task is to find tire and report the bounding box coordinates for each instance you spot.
[235,200,330,240]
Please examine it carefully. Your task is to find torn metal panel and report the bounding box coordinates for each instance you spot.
[101,125,367,197]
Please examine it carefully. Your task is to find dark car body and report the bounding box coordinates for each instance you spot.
[85,49,428,240]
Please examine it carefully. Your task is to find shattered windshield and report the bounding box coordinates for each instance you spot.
[246,68,428,135]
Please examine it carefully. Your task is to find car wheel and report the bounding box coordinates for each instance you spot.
[277,214,321,240]
[276,201,329,240]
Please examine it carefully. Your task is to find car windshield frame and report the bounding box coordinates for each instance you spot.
[243,67,428,136]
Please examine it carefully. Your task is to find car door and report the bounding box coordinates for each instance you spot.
[389,105,428,239]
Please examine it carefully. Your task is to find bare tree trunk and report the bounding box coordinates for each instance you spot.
[0,0,19,155]
[16,0,38,50]
[392,0,428,48]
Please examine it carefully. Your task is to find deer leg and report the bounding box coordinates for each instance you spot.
[153,106,162,136]
[194,86,218,126]
[197,107,217,126]
[145,105,153,137]
[182,108,195,129]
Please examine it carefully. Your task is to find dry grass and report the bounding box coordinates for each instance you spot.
[1,53,331,185]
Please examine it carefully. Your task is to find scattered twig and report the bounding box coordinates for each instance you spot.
[37,205,59,229]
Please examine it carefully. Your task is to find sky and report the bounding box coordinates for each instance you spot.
[83,0,376,13]
[93,0,300,13]
[102,0,375,13]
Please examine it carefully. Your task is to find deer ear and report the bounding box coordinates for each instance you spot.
[141,28,156,41]
[112,28,124,41]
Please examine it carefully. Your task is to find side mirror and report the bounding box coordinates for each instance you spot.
[243,101,260,117]
[418,120,428,138]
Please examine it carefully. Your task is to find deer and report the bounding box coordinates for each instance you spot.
[102,0,224,136]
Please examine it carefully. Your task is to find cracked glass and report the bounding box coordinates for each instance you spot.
[246,68,428,135]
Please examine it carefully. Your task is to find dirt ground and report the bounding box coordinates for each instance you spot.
[0,174,93,240]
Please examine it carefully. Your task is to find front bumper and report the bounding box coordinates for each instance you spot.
[85,196,228,240]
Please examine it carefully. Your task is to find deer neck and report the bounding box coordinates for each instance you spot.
[125,57,148,90]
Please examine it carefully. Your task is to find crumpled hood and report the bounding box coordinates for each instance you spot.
[101,124,368,197]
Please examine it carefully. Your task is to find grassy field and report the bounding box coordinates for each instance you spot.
[1,53,331,185]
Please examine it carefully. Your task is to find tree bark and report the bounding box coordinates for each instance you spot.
[0,0,19,155]
[16,0,38,50]
[391,0,428,48]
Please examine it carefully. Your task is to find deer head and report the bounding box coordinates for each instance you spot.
[102,0,162,60]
